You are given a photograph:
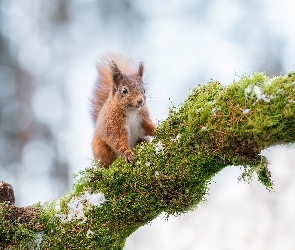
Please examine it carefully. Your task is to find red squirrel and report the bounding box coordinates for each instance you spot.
[90,54,155,167]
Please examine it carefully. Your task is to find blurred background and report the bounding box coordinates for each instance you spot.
[0,0,295,249]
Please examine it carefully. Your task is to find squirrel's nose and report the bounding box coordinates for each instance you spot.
[137,98,143,106]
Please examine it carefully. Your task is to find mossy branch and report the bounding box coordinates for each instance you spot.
[1,73,295,249]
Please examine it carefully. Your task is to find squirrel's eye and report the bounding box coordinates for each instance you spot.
[122,88,128,94]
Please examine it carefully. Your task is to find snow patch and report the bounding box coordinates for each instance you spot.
[196,107,204,113]
[244,86,252,97]
[83,190,106,207]
[172,133,182,142]
[242,108,250,114]
[67,196,85,222]
[55,190,106,223]
[34,231,45,249]
[253,86,273,103]
[86,228,95,236]
[245,85,274,104]
[211,107,220,114]
[155,141,165,154]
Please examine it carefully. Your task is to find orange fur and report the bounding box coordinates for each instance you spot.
[91,53,155,167]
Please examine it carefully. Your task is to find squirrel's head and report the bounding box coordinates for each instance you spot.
[111,61,146,111]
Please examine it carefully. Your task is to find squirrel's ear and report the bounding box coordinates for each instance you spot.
[138,62,144,78]
[111,61,123,86]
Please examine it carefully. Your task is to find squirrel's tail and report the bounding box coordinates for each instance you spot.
[90,53,139,124]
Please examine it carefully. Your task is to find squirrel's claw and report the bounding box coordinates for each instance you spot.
[124,150,134,164]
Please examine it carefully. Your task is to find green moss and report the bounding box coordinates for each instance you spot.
[0,203,50,249]
[1,72,295,249]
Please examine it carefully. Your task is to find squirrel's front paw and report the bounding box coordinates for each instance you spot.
[124,150,134,164]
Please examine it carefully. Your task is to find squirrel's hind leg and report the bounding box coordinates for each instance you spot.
[92,137,117,168]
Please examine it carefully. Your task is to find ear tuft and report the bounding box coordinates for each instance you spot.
[111,61,123,86]
[138,62,144,78]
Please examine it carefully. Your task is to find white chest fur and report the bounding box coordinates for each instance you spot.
[125,110,145,149]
